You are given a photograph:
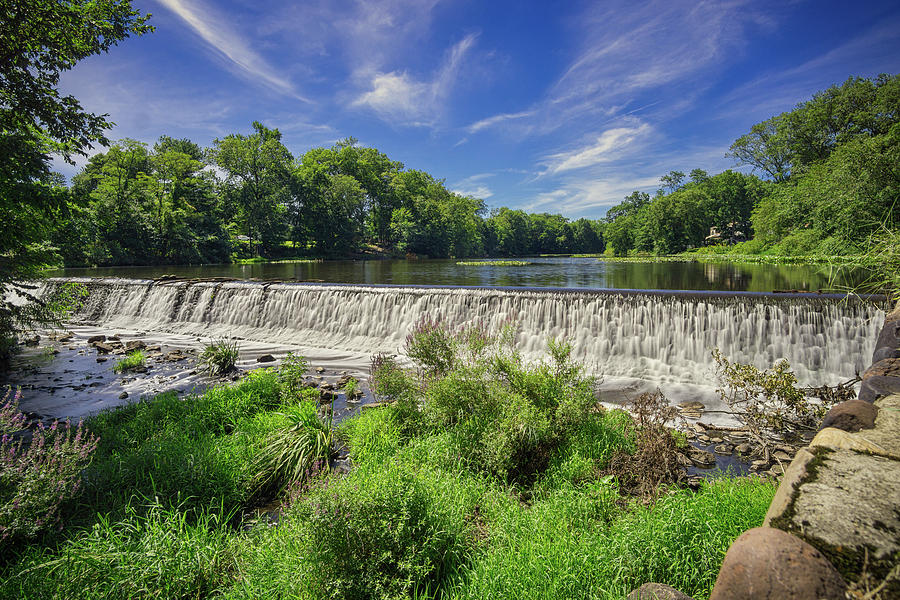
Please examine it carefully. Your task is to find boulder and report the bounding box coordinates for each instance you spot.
[862,357,900,379]
[873,320,900,355]
[858,375,900,403]
[872,346,900,362]
[87,335,106,344]
[125,340,146,351]
[819,399,878,432]
[256,354,275,363]
[688,447,716,466]
[626,583,694,600]
[94,342,115,354]
[709,528,845,600]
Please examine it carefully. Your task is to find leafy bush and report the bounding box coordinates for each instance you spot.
[0,389,99,541]
[252,400,333,496]
[199,339,240,376]
[713,350,840,454]
[112,350,146,373]
[374,320,602,485]
[606,389,683,498]
[298,463,476,600]
[277,352,309,400]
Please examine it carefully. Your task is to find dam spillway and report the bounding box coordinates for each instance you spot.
[42,278,885,386]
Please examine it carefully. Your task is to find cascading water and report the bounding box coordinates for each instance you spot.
[43,277,884,387]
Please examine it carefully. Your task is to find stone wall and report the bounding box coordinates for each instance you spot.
[628,303,900,600]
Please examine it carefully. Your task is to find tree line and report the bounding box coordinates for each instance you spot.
[49,127,605,266]
[604,74,900,257]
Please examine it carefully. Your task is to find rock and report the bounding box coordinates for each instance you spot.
[763,448,816,527]
[96,357,107,363]
[94,342,115,354]
[87,335,106,344]
[735,442,752,454]
[320,382,335,391]
[315,366,325,373]
[256,354,275,363]
[691,423,705,434]
[773,450,792,461]
[697,434,710,444]
[319,390,337,402]
[772,448,900,584]
[709,528,846,600]
[107,335,121,341]
[858,375,900,403]
[118,392,128,399]
[713,443,733,455]
[626,582,694,599]
[688,447,716,466]
[873,320,900,354]
[811,427,892,459]
[862,357,900,379]
[125,340,146,351]
[819,399,878,433]
[709,436,724,444]
[676,452,692,467]
[24,336,40,346]
[750,459,770,471]
[872,346,900,362]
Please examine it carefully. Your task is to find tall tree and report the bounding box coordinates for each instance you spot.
[0,0,152,362]
[210,122,292,254]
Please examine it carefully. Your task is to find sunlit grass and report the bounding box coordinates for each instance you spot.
[112,350,146,373]
[456,260,532,266]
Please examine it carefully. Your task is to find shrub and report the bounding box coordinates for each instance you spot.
[252,400,333,496]
[0,389,99,541]
[606,390,683,498]
[199,339,240,376]
[277,352,309,400]
[112,350,146,374]
[299,463,474,600]
[405,318,457,377]
[342,376,360,397]
[713,350,840,454]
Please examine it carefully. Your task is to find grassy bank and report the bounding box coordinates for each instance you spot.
[0,330,776,599]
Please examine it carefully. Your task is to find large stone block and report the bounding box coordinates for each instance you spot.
[819,399,878,432]
[709,527,845,600]
[770,448,900,588]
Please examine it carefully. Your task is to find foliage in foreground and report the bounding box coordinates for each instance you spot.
[0,389,99,542]
[0,343,778,600]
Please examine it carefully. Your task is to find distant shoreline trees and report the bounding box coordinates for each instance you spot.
[49,134,608,266]
[604,74,899,257]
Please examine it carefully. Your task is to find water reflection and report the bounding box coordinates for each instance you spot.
[51,257,867,293]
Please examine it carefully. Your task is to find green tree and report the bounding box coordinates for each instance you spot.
[210,122,292,255]
[0,1,152,361]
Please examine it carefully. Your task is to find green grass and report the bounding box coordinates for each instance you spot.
[199,339,240,376]
[112,350,146,373]
[233,257,324,265]
[0,343,778,600]
[455,260,532,266]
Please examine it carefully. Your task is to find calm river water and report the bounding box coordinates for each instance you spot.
[52,257,865,292]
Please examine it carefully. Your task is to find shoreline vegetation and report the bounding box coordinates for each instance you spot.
[2,323,786,599]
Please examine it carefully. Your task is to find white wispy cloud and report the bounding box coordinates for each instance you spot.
[540,122,653,175]
[451,173,494,199]
[156,0,307,100]
[351,33,477,126]
[466,110,535,134]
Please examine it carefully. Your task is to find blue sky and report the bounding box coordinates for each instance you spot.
[57,0,900,219]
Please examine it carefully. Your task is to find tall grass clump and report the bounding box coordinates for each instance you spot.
[199,339,240,376]
[451,477,776,600]
[1,389,99,542]
[3,501,234,599]
[252,399,333,496]
[277,351,309,400]
[112,350,146,373]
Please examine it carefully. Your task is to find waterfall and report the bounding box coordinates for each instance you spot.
[43,278,884,386]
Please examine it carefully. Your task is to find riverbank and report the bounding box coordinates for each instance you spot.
[0,333,777,599]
